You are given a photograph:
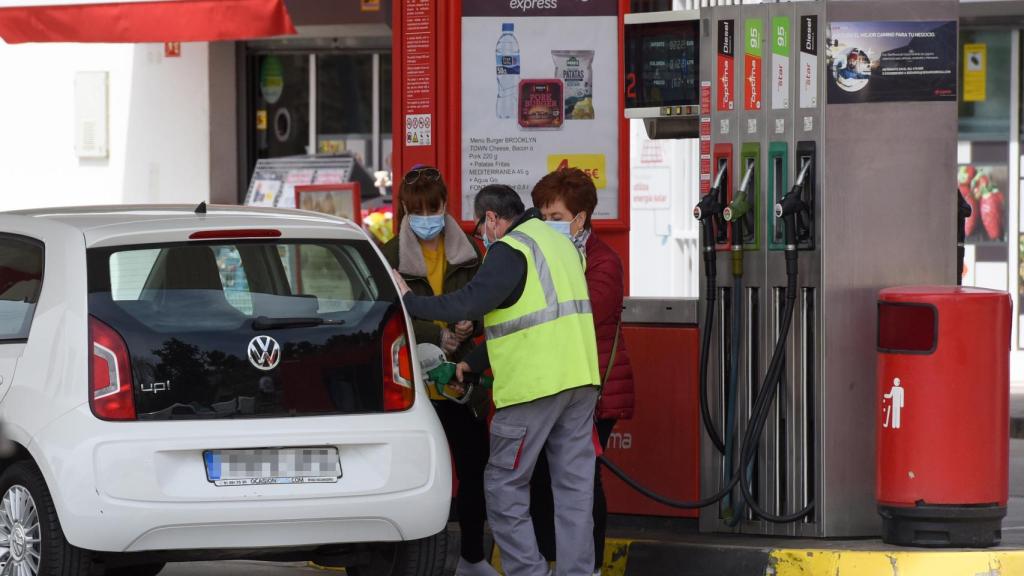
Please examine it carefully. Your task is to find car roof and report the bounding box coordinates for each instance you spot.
[6,204,369,246]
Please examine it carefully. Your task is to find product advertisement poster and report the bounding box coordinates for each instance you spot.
[826,20,957,104]
[461,0,619,221]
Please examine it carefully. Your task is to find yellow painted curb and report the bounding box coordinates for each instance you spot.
[489,538,633,576]
[768,549,1024,576]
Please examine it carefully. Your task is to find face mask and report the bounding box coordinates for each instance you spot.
[546,220,572,239]
[482,219,496,251]
[409,214,445,240]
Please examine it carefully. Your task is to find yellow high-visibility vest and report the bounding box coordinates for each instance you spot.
[483,218,600,409]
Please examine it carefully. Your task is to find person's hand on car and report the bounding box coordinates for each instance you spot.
[391,269,411,296]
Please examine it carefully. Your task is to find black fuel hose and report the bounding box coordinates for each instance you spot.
[695,188,727,455]
[733,201,815,523]
[596,191,817,523]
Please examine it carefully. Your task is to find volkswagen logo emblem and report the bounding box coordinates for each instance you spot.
[247,335,281,371]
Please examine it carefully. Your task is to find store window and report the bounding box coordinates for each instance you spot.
[253,55,310,159]
[317,54,373,161]
[957,30,1011,296]
[246,50,393,188]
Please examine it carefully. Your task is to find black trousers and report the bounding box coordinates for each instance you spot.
[434,400,491,563]
[530,418,616,570]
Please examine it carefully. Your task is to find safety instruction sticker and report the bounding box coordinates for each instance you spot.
[405,113,432,146]
[799,15,818,109]
[718,19,735,111]
[745,19,763,111]
[772,16,790,110]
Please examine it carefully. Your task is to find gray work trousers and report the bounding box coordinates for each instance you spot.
[485,385,599,576]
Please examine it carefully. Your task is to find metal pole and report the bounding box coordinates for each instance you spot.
[373,53,382,170]
[308,54,317,155]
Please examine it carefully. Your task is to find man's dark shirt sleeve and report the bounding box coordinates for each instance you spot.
[463,341,490,373]
[402,242,526,323]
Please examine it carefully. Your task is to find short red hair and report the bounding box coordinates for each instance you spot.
[530,168,598,229]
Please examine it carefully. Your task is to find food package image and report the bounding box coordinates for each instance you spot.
[553,50,594,120]
[518,79,564,129]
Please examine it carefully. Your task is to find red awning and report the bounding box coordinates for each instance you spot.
[0,0,296,44]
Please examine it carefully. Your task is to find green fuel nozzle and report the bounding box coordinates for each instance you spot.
[723,162,756,276]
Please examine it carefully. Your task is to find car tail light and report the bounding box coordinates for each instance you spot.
[382,311,415,412]
[90,316,137,421]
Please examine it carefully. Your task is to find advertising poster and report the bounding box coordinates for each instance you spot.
[826,21,957,104]
[461,0,620,221]
[958,164,1008,245]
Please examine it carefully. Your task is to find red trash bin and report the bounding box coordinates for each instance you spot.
[876,286,1011,547]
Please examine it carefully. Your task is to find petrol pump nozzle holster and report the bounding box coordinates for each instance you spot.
[694,163,730,250]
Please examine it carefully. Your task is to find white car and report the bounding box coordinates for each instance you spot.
[0,204,452,576]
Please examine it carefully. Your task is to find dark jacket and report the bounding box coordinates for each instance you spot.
[382,214,482,363]
[586,232,635,420]
[401,210,540,372]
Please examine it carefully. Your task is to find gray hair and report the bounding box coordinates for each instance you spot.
[474,184,525,222]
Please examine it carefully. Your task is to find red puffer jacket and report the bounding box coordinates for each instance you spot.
[586,232,635,420]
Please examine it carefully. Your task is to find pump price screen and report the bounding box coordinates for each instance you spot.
[625,19,700,110]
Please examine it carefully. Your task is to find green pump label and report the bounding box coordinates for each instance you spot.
[744,19,763,110]
[771,17,790,110]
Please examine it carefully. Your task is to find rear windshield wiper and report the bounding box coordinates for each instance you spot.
[252,316,345,330]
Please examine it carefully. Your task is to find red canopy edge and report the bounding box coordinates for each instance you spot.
[0,0,296,44]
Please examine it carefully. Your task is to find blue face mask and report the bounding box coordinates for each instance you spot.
[546,220,572,239]
[482,221,495,251]
[409,214,445,240]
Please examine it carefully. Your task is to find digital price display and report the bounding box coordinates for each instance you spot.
[624,17,700,113]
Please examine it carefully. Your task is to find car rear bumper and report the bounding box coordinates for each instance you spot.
[30,405,452,552]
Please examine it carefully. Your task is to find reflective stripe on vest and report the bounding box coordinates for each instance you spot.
[484,230,592,340]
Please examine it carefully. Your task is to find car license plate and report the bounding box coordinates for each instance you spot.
[203,447,342,487]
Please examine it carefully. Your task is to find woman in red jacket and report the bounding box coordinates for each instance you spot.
[529,167,635,576]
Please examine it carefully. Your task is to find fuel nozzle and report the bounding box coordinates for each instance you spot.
[723,161,755,276]
[694,163,729,249]
[775,158,812,249]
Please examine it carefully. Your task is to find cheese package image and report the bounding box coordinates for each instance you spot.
[518,79,565,129]
[552,50,595,120]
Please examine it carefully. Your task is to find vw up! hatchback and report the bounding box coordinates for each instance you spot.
[0,205,451,576]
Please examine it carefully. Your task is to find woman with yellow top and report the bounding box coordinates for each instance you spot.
[381,166,497,576]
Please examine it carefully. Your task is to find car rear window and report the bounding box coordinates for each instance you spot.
[86,239,403,420]
[0,235,43,341]
[93,241,393,331]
